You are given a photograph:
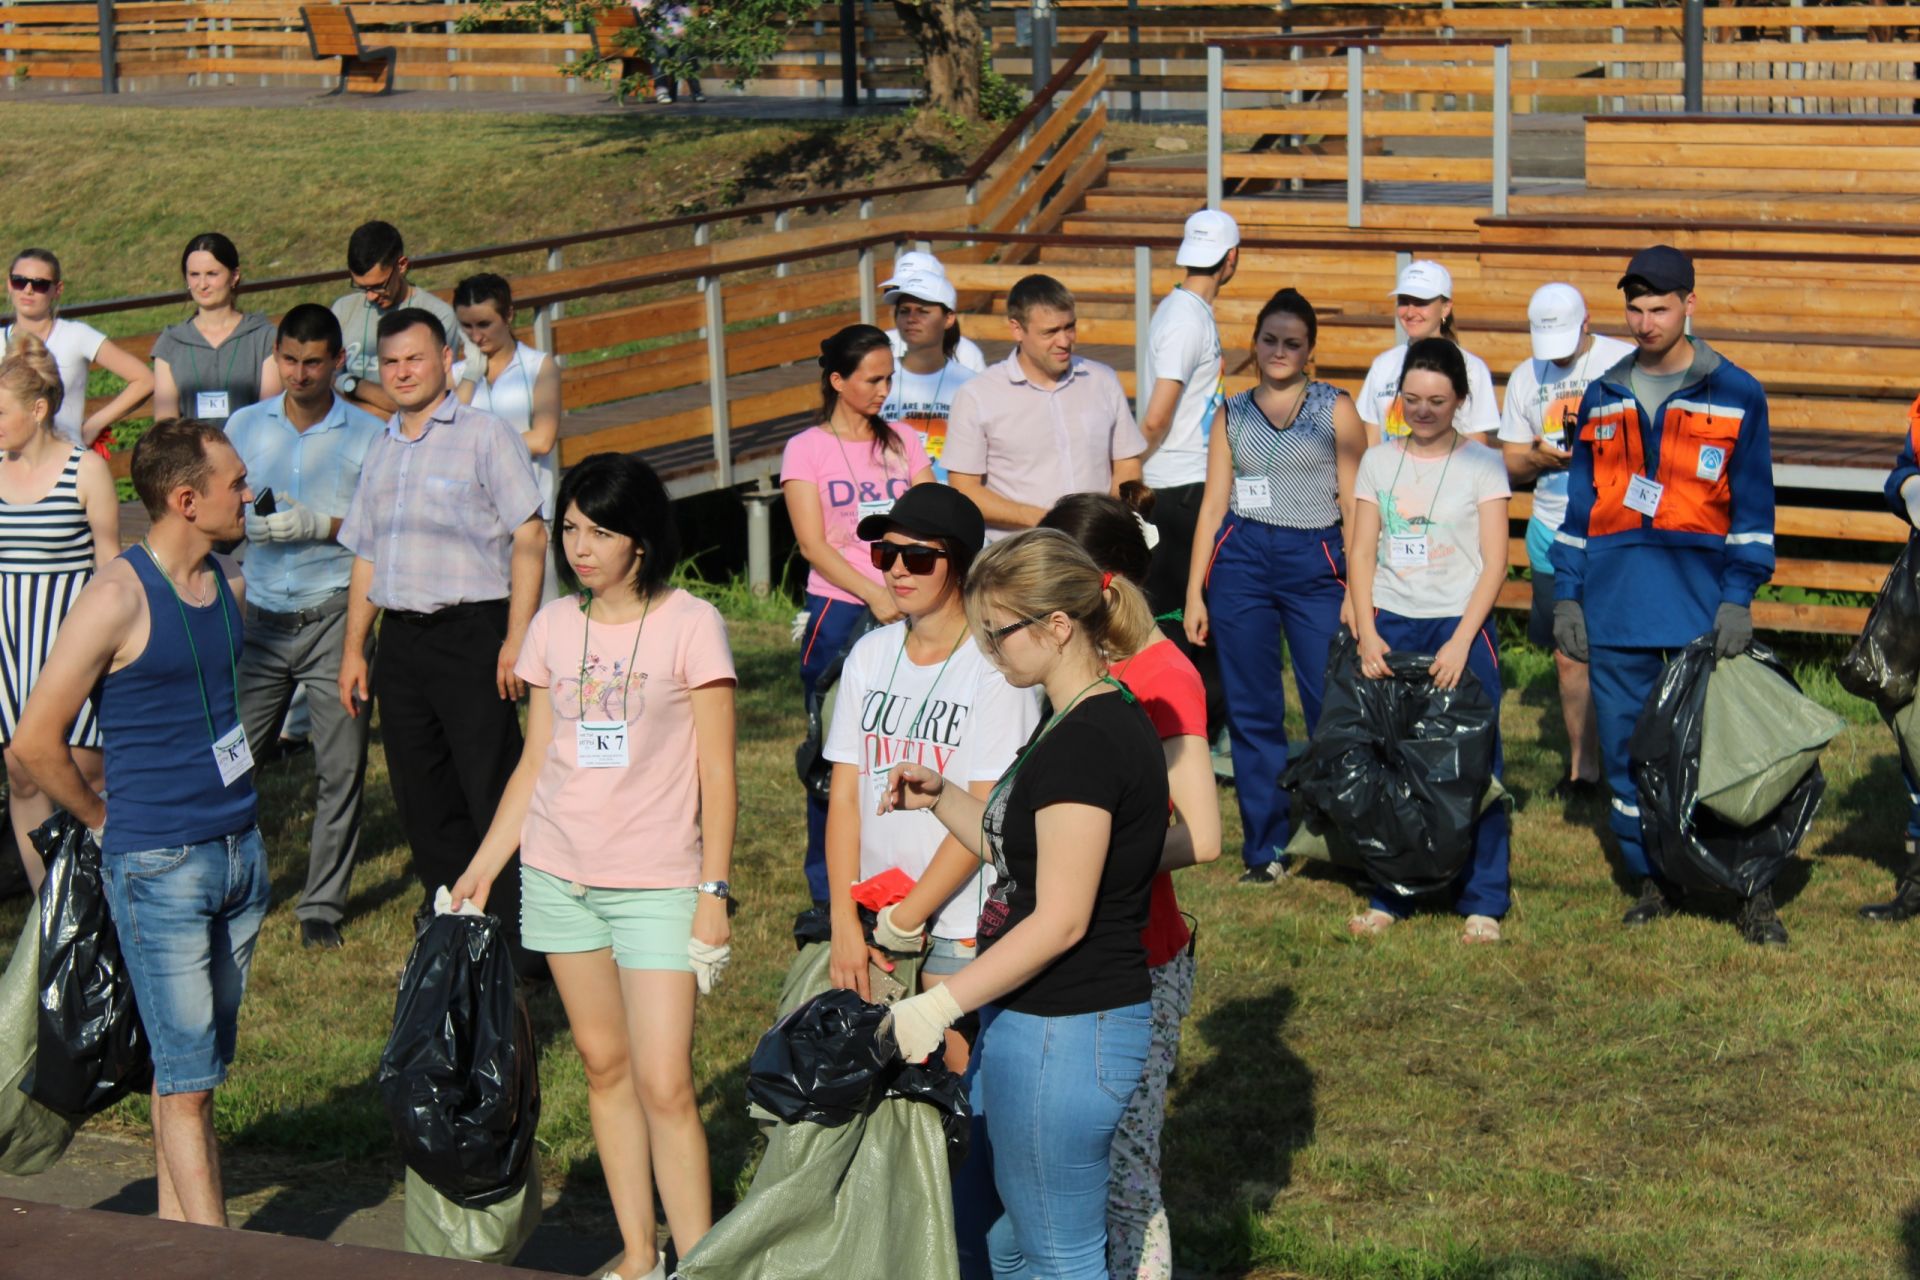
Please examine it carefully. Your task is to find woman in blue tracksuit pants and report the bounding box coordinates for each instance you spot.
[1345,337,1513,942]
[1185,289,1367,882]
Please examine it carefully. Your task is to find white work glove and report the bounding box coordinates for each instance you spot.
[433,885,484,918]
[688,938,731,995]
[262,498,330,544]
[244,509,272,544]
[1904,477,1920,529]
[873,903,926,953]
[883,983,962,1063]
[460,348,489,385]
[1134,511,1160,551]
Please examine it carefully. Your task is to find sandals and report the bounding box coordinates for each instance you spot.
[1461,914,1502,945]
[1346,909,1396,938]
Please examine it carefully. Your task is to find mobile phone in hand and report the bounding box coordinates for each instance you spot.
[254,488,276,516]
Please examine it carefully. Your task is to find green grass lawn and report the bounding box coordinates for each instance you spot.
[2,592,1916,1280]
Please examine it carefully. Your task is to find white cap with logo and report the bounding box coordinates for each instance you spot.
[1176,209,1240,268]
[1527,282,1588,362]
[1389,260,1453,302]
[882,270,958,311]
[880,250,949,292]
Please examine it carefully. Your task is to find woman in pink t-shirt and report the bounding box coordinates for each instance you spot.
[781,323,934,910]
[452,454,737,1280]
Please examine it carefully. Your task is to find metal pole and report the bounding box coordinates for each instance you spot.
[704,279,732,490]
[1206,46,1223,210]
[1347,46,1364,229]
[775,209,791,325]
[838,0,857,107]
[858,244,877,326]
[1133,245,1153,424]
[1393,250,1412,343]
[1031,0,1053,109]
[1683,0,1704,113]
[545,247,564,328]
[97,0,116,94]
[1126,0,1141,122]
[743,481,777,595]
[1492,45,1510,217]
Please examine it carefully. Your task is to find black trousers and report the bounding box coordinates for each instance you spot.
[1143,480,1229,738]
[373,600,524,950]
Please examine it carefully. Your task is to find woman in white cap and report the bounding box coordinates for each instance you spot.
[1356,259,1499,444]
[883,250,987,373]
[880,269,979,480]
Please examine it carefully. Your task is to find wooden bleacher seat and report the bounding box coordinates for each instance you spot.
[302,5,394,96]
[589,6,650,103]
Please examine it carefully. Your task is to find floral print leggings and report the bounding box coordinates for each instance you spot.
[1106,951,1195,1280]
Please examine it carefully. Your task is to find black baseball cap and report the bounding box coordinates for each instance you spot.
[856,483,986,554]
[1617,244,1695,295]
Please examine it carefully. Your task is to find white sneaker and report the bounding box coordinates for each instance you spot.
[601,1253,667,1280]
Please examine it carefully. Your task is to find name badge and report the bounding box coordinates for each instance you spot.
[576,719,630,768]
[196,390,231,420]
[1624,473,1665,517]
[1387,533,1430,568]
[858,497,895,522]
[1696,445,1727,482]
[212,722,253,787]
[1235,475,1273,508]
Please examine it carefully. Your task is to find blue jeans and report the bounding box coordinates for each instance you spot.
[101,827,271,1095]
[1204,518,1347,870]
[973,1002,1152,1279]
[1366,613,1510,920]
[800,592,865,902]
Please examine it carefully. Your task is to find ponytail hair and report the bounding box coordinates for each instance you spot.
[0,331,64,423]
[817,323,902,460]
[1039,492,1152,588]
[964,528,1159,663]
[1439,309,1459,344]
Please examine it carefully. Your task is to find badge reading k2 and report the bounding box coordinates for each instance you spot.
[1696,445,1727,482]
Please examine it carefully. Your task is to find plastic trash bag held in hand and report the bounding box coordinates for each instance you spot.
[1838,533,1920,714]
[376,887,540,1208]
[1630,639,1836,898]
[0,900,80,1176]
[1279,630,1502,897]
[25,813,153,1115]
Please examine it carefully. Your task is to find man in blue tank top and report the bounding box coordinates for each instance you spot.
[13,417,267,1227]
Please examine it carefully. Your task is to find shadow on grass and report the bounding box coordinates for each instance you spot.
[1821,747,1911,878]
[1902,1196,1920,1278]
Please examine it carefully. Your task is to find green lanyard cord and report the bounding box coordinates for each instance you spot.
[140,542,238,744]
[1386,429,1461,531]
[976,673,1132,870]
[879,622,967,742]
[578,589,651,722]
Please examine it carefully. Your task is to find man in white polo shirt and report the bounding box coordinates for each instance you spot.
[1140,209,1238,750]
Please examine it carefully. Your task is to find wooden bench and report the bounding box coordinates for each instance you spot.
[1587,113,1920,197]
[589,6,650,103]
[302,4,395,96]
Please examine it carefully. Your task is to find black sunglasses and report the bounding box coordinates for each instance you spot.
[870,542,950,574]
[985,616,1043,649]
[8,274,56,295]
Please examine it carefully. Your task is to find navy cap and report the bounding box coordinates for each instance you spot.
[1617,244,1695,294]
[856,483,986,555]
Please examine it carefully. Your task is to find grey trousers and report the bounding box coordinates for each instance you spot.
[237,594,373,925]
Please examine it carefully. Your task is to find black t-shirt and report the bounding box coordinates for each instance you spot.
[978,688,1170,1016]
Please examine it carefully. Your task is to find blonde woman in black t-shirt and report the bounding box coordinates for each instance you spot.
[880,527,1170,1279]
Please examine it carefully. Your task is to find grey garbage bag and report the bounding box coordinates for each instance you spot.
[1697,653,1845,826]
[402,1158,541,1264]
[0,901,79,1176]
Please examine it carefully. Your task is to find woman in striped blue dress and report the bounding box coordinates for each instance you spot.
[0,333,118,889]
[1182,289,1367,884]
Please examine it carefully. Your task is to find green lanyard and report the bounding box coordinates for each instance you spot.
[577,589,651,722]
[878,623,966,741]
[1386,430,1461,529]
[978,674,1133,865]
[141,542,238,744]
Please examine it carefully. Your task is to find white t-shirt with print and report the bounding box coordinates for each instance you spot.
[1357,342,1500,439]
[881,359,978,482]
[823,623,1043,940]
[1141,286,1224,489]
[1497,334,1635,534]
[886,329,987,374]
[1356,435,1511,619]
[4,319,106,445]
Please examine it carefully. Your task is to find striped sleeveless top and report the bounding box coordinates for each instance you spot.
[1224,381,1344,529]
[0,447,94,574]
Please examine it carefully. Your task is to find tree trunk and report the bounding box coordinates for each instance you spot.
[893,0,984,118]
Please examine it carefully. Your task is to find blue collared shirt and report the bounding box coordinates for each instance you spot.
[226,392,384,612]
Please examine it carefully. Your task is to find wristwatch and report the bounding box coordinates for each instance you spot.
[697,880,731,900]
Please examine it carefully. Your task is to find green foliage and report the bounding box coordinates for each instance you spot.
[978,46,1025,121]
[466,0,811,93]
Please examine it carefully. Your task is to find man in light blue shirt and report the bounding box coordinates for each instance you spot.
[227,304,383,950]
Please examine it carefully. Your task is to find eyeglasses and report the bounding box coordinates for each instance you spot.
[352,269,398,295]
[870,542,950,574]
[8,274,55,295]
[983,615,1043,651]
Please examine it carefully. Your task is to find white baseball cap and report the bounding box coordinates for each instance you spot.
[883,270,958,311]
[1176,209,1240,268]
[1527,283,1588,362]
[880,250,948,291]
[1389,259,1453,301]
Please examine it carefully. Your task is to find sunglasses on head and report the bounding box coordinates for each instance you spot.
[870,542,950,574]
[8,274,55,295]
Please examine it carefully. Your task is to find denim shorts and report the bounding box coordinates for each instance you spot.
[100,827,271,1096]
[520,864,694,971]
[922,934,978,977]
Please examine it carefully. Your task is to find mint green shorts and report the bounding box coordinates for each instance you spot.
[520,865,695,971]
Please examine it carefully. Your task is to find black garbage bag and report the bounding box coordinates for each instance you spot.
[24,814,152,1115]
[1630,638,1827,898]
[376,907,539,1207]
[748,988,895,1128]
[1838,534,1920,714]
[1279,631,1499,896]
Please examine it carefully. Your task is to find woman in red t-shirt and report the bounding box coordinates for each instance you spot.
[1040,493,1221,1280]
